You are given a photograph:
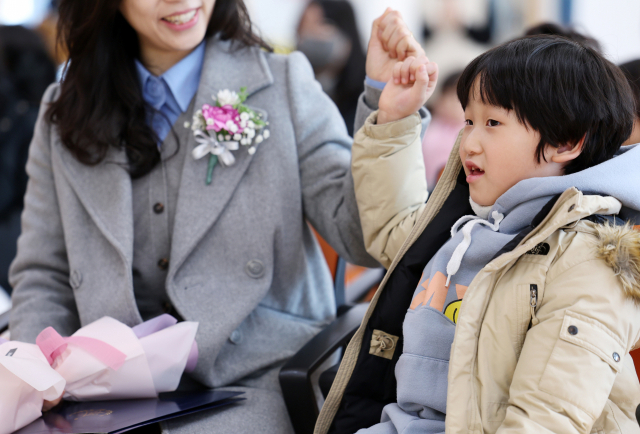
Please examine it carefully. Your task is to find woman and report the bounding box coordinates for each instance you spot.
[9,1,423,433]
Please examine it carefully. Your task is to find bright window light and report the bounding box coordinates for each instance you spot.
[0,0,35,25]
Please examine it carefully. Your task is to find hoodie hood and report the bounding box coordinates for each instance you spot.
[493,144,640,226]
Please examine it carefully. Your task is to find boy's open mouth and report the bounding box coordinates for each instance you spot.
[465,161,485,182]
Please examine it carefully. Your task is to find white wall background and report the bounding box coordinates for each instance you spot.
[572,0,640,64]
[0,0,49,26]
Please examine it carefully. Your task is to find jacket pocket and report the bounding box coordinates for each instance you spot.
[539,310,625,419]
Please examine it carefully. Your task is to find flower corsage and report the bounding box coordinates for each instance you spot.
[187,87,269,185]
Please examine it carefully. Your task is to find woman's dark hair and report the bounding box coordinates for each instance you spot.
[457,35,634,175]
[314,0,366,132]
[619,59,640,120]
[48,0,271,178]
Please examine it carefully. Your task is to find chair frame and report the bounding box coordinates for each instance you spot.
[279,303,366,434]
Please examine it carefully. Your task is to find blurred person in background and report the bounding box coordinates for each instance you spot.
[0,25,57,295]
[524,22,602,53]
[297,0,366,135]
[421,70,463,190]
[619,59,640,146]
[421,0,488,86]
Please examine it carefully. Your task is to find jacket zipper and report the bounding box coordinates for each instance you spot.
[530,284,539,326]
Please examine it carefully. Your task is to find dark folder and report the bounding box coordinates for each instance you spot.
[14,390,244,434]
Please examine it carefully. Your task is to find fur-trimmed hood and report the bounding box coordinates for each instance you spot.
[595,222,640,304]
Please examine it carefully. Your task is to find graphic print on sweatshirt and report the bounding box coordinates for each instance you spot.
[411,271,466,323]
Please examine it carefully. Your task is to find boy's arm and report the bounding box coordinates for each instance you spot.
[352,112,427,269]
[496,244,640,433]
[354,9,431,137]
[353,57,439,268]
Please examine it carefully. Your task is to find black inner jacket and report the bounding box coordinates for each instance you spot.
[330,170,472,434]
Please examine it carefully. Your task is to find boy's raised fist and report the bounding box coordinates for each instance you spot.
[378,56,438,125]
[366,8,425,83]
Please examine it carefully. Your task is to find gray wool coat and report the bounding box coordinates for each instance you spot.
[9,38,380,397]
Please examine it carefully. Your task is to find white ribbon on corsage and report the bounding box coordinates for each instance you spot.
[192,130,239,167]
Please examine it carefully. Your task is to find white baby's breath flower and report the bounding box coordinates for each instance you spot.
[217,89,241,106]
[206,118,214,126]
[218,134,224,141]
[255,135,263,144]
[248,147,256,155]
[240,112,250,121]
[184,121,190,128]
[249,112,255,119]
[240,120,247,128]
[233,133,242,141]
[246,128,255,139]
[247,120,255,129]
[263,130,270,139]
[191,116,204,131]
[225,134,231,141]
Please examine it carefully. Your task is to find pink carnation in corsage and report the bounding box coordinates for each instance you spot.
[186,87,269,185]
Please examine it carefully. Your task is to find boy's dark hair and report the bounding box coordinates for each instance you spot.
[457,35,634,175]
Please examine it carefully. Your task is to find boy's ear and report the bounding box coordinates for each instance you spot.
[549,135,585,164]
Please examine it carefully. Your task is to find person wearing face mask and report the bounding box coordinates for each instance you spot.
[8,1,427,433]
[297,0,367,136]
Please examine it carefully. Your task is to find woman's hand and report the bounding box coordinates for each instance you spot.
[42,395,63,412]
[366,8,425,83]
[378,56,438,124]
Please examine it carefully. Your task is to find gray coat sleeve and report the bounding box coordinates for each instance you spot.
[354,82,432,139]
[286,52,379,268]
[9,84,80,342]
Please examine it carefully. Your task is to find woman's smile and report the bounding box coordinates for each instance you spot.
[161,8,200,30]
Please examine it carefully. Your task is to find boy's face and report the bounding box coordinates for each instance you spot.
[459,86,565,206]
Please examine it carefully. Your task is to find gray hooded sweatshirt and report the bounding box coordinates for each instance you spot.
[357,145,640,434]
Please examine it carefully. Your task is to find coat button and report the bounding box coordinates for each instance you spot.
[613,352,620,362]
[70,269,83,289]
[245,260,265,278]
[229,330,243,344]
[158,258,169,271]
[568,325,578,335]
[153,202,165,214]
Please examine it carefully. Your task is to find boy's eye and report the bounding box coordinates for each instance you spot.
[487,119,500,127]
[465,119,473,126]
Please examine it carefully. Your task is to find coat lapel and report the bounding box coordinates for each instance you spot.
[56,140,134,265]
[169,39,274,275]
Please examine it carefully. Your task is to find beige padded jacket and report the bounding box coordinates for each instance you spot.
[315,112,640,434]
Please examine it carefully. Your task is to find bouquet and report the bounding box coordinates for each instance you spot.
[0,338,65,434]
[36,314,198,401]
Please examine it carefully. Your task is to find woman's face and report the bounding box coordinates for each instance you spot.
[120,0,216,71]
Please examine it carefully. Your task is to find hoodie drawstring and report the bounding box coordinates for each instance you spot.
[445,210,505,287]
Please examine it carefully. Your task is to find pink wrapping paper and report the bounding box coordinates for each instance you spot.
[0,340,65,434]
[37,315,199,401]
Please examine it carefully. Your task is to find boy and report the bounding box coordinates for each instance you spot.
[316,30,640,434]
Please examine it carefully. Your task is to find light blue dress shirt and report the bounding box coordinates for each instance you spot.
[135,41,206,145]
